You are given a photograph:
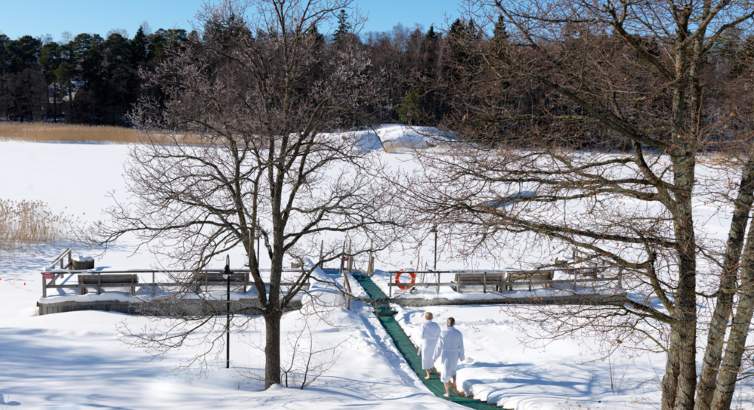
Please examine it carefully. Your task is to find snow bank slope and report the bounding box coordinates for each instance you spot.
[353,124,454,152]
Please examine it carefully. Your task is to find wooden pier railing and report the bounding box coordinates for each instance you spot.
[40,268,308,298]
[385,266,622,297]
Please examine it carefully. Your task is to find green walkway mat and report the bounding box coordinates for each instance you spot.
[351,272,503,409]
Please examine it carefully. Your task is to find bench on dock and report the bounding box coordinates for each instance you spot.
[78,274,138,295]
[190,271,249,292]
[454,272,507,293]
[192,271,248,284]
[507,270,554,291]
[454,270,556,292]
[565,267,599,279]
[189,271,313,294]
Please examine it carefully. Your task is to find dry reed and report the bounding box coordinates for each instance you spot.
[0,199,71,246]
[0,122,198,144]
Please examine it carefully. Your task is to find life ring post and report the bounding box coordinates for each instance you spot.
[394,270,417,292]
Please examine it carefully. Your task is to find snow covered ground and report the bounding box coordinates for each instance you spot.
[0,136,461,409]
[1,126,753,409]
[398,304,666,409]
[0,268,459,409]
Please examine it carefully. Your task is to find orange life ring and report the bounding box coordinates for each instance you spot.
[394,270,417,290]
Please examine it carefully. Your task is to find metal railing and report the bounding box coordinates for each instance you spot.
[385,266,622,297]
[46,248,73,270]
[40,268,308,298]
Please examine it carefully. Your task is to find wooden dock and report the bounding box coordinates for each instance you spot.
[38,249,308,316]
[37,296,302,316]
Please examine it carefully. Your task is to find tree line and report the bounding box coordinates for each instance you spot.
[0,13,561,129]
[5,12,754,150]
[2,12,485,127]
[0,28,187,124]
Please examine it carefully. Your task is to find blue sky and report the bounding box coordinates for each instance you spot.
[0,0,463,40]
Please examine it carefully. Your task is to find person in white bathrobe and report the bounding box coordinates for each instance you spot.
[418,312,441,380]
[433,317,465,397]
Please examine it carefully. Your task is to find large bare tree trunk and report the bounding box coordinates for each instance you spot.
[696,155,754,409]
[675,318,698,410]
[264,309,283,387]
[710,219,754,409]
[669,144,698,410]
[663,328,682,410]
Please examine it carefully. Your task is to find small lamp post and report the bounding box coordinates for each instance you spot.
[222,255,232,369]
[431,225,439,295]
[430,225,438,271]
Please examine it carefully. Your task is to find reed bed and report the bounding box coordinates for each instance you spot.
[0,199,71,247]
[0,122,197,144]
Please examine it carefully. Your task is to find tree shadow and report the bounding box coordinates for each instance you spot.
[350,300,418,388]
[0,393,21,406]
[0,241,126,275]
[0,327,162,407]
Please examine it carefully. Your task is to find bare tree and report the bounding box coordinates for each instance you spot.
[102,0,399,388]
[403,1,754,409]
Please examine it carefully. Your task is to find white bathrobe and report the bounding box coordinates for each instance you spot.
[419,320,441,369]
[433,327,465,383]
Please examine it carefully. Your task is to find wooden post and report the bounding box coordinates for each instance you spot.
[319,240,324,268]
[367,240,374,276]
[67,251,72,270]
[367,251,374,276]
[347,241,353,273]
[337,240,353,309]
[97,273,102,295]
[573,269,577,289]
[42,274,47,298]
[528,273,532,291]
[344,240,353,309]
[483,272,487,293]
[617,267,623,289]
[417,242,422,273]
[152,271,156,296]
[436,271,440,295]
[339,241,346,276]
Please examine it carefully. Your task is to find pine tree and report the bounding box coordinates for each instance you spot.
[131,26,149,66]
[397,88,426,125]
[0,35,10,119]
[5,36,46,121]
[420,25,439,77]
[446,19,479,71]
[419,25,443,123]
[492,16,508,44]
[333,9,352,45]
[40,41,62,120]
